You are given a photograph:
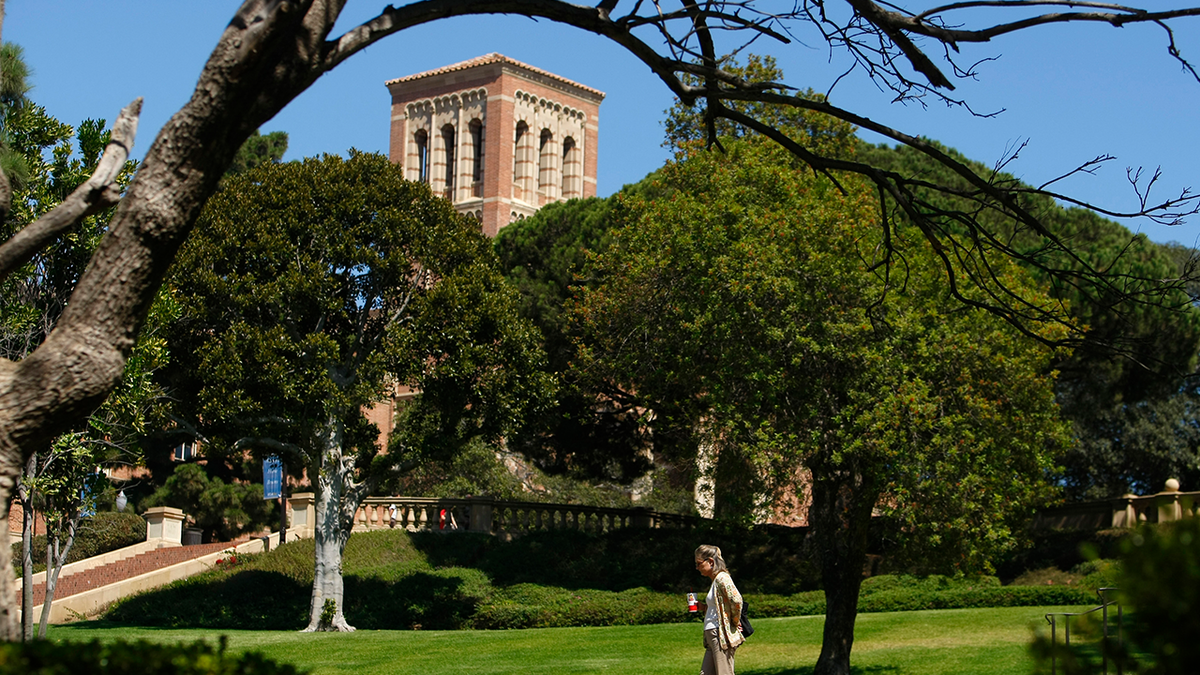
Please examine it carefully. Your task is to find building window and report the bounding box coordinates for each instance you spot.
[441,124,457,198]
[414,129,430,184]
[513,121,534,202]
[561,136,581,199]
[173,441,197,462]
[469,119,484,184]
[538,129,556,204]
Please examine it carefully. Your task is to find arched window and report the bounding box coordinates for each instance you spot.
[470,119,484,182]
[441,124,456,198]
[561,136,581,200]
[538,129,557,204]
[414,129,429,184]
[513,121,534,202]
[469,119,484,197]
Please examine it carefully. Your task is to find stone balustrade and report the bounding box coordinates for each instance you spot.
[347,496,700,536]
[1033,478,1200,531]
[1110,478,1199,527]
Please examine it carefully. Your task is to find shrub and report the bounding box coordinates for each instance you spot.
[141,463,276,543]
[11,511,147,575]
[0,638,305,675]
[103,528,1098,632]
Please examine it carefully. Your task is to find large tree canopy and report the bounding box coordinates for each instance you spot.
[2,0,1200,645]
[572,135,1070,674]
[165,152,550,631]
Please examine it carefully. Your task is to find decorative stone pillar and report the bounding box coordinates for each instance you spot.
[1157,478,1184,523]
[468,497,494,533]
[1112,495,1138,528]
[631,507,654,529]
[143,506,186,545]
[289,492,316,538]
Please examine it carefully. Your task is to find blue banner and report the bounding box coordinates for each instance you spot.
[263,455,282,500]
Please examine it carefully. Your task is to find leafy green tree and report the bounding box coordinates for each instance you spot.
[0,42,30,191]
[142,463,274,543]
[662,54,855,159]
[669,54,1200,502]
[856,141,1200,500]
[495,193,661,485]
[165,152,550,631]
[20,433,107,638]
[571,137,1070,674]
[3,0,1200,643]
[1032,518,1200,674]
[224,129,288,176]
[0,65,158,639]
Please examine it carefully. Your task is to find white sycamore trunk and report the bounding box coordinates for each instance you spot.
[302,415,368,632]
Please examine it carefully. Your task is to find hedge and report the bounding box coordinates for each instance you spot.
[103,531,1099,631]
[0,638,304,675]
[11,512,147,575]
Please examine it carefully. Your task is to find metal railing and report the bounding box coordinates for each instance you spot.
[1045,587,1122,675]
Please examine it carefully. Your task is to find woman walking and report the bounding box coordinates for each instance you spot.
[695,544,744,675]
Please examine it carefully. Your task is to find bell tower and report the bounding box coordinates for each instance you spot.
[386,54,605,237]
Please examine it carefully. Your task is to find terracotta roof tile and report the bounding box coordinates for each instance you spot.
[385,53,605,99]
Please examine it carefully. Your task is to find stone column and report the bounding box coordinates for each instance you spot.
[468,497,494,534]
[631,507,654,529]
[288,492,316,539]
[143,506,186,545]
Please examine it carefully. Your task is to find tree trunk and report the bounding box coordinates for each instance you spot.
[17,452,35,641]
[38,516,77,638]
[302,415,366,632]
[19,481,32,641]
[808,468,878,675]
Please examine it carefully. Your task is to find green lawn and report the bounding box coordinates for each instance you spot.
[50,605,1084,675]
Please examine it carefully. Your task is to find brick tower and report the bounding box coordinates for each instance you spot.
[386,54,605,237]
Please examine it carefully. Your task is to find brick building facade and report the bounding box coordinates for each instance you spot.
[386,53,604,237]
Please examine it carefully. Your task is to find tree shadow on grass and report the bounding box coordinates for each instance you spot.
[741,666,900,675]
[103,569,309,629]
[342,570,482,630]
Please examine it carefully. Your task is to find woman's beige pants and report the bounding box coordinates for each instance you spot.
[701,627,736,675]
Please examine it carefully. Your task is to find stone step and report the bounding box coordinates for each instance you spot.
[25,538,250,607]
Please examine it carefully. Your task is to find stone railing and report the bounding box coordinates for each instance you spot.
[343,496,701,536]
[1033,479,1200,531]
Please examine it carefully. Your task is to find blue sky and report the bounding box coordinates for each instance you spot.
[6,1,1200,246]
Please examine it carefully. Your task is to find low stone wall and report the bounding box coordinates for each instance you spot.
[1032,480,1199,531]
[18,527,308,624]
[347,495,700,537]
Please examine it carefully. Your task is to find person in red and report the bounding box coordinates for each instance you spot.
[694,544,744,675]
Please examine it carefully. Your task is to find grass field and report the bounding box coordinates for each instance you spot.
[49,605,1085,675]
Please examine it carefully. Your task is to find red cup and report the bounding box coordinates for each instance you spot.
[687,592,698,612]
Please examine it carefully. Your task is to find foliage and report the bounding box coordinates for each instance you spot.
[104,527,1095,631]
[662,54,855,159]
[10,512,146,576]
[142,463,276,543]
[0,100,137,360]
[574,135,1068,558]
[225,130,288,177]
[494,185,664,485]
[167,150,549,476]
[0,42,31,190]
[0,78,166,637]
[1031,520,1200,674]
[164,151,551,629]
[384,437,528,501]
[857,141,1200,501]
[0,638,305,675]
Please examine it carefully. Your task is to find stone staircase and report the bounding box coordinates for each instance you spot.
[14,500,319,624]
[24,539,246,607]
